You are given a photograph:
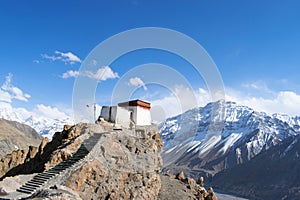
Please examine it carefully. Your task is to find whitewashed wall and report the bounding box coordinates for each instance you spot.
[126,106,151,125]
[136,106,151,125]
[100,105,151,126]
[114,107,131,127]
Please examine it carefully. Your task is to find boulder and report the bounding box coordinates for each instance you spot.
[176,171,185,181]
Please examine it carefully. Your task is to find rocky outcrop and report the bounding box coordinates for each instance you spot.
[176,171,185,180]
[64,125,163,199]
[0,123,90,180]
[0,146,38,179]
[0,123,163,199]
[159,172,218,200]
[175,171,218,200]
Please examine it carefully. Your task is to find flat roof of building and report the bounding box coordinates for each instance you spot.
[118,99,151,109]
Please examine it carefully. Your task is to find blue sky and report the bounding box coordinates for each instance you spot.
[1,1,300,121]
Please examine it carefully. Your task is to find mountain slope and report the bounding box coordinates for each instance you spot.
[159,101,300,177]
[212,134,300,199]
[0,119,43,158]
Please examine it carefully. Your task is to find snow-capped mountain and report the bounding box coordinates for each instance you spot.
[159,101,300,176]
[0,107,72,139]
[212,134,300,200]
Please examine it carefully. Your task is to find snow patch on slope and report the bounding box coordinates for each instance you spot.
[218,133,242,154]
[198,135,222,156]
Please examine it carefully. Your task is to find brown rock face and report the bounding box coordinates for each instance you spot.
[0,150,27,179]
[0,123,163,199]
[38,137,48,154]
[25,146,39,161]
[0,123,89,180]
[205,187,218,200]
[0,146,39,179]
[66,160,106,192]
[65,125,163,200]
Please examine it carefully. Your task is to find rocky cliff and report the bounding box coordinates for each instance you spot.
[63,125,163,199]
[0,123,164,199]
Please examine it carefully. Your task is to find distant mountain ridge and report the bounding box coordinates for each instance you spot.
[159,101,300,177]
[0,107,72,139]
[0,119,42,158]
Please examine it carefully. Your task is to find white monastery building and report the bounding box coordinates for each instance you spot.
[99,99,151,127]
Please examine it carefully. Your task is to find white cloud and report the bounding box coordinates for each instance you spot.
[54,50,81,64]
[61,70,80,79]
[41,54,60,61]
[0,90,12,103]
[149,83,300,122]
[61,66,119,81]
[0,101,13,110]
[86,66,119,81]
[128,77,147,90]
[151,95,181,122]
[228,90,300,116]
[151,85,201,121]
[33,104,70,120]
[33,60,40,64]
[0,74,72,135]
[0,73,31,103]
[41,50,81,65]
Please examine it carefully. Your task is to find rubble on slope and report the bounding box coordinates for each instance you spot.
[159,171,218,200]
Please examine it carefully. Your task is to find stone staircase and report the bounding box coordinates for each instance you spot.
[16,133,101,195]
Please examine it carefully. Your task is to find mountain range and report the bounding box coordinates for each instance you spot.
[0,106,72,139]
[159,100,300,199]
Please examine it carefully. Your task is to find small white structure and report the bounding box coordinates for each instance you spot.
[99,99,151,127]
[100,106,131,126]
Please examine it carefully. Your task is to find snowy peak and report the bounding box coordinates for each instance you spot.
[159,101,300,173]
[0,107,72,139]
